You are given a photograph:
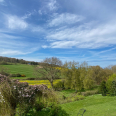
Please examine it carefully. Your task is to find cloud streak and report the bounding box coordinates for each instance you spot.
[48,13,84,27]
[6,15,28,29]
[47,0,58,11]
[0,32,40,56]
[46,20,116,49]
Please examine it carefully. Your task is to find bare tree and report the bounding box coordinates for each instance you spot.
[34,57,62,89]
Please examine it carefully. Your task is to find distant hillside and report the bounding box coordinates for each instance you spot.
[0,56,39,65]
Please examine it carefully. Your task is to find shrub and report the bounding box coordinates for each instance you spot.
[26,78,35,80]
[99,81,107,96]
[10,73,23,77]
[0,75,59,116]
[25,105,69,116]
[34,102,45,111]
[0,77,43,116]
[21,74,26,77]
[68,94,85,102]
[0,66,10,76]
[106,74,116,96]
[10,74,17,77]
[53,80,65,91]
[81,90,99,96]
[0,72,9,76]
[47,105,69,116]
[0,61,9,65]
[108,80,116,96]
[16,73,21,77]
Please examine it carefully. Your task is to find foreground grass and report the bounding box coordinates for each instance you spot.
[60,94,116,116]
[1,64,42,79]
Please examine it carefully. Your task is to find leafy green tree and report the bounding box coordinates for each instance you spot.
[83,68,95,90]
[34,57,62,89]
[99,81,107,96]
[63,68,72,89]
[62,61,83,92]
[90,65,102,84]
[106,74,116,95]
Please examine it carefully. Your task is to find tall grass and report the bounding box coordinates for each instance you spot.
[0,80,16,116]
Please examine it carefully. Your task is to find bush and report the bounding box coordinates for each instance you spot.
[16,73,21,77]
[10,74,17,77]
[0,76,59,116]
[81,90,99,96]
[10,73,26,77]
[0,72,9,76]
[0,66,10,76]
[34,102,45,111]
[24,105,69,116]
[53,80,65,91]
[0,77,43,116]
[99,81,107,96]
[0,61,9,65]
[68,94,85,102]
[21,74,26,77]
[109,80,116,96]
[106,74,116,96]
[26,78,35,80]
[47,105,69,116]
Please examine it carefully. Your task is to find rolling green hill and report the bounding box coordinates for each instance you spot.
[0,64,42,79]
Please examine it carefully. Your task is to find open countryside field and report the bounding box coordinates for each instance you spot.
[19,79,61,88]
[1,63,116,116]
[0,64,42,79]
[60,94,116,116]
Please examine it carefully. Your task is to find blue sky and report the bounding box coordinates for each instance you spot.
[0,0,116,67]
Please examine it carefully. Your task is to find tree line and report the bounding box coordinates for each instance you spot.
[34,57,116,91]
[0,56,39,65]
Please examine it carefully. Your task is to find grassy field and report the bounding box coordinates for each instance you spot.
[19,79,61,88]
[0,64,42,79]
[60,94,116,116]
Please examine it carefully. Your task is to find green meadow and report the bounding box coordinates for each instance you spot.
[0,64,42,79]
[1,64,116,116]
[60,94,116,116]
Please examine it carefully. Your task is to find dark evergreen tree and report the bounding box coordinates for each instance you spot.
[99,81,107,96]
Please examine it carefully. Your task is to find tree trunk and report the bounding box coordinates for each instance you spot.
[50,80,54,89]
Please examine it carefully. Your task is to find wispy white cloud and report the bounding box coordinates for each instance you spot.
[48,13,84,27]
[87,47,116,61]
[32,26,45,33]
[46,20,116,49]
[6,15,28,29]
[42,45,48,49]
[47,0,58,11]
[101,47,116,53]
[38,0,58,15]
[51,41,79,48]
[0,49,26,55]
[38,10,42,15]
[22,12,32,19]
[0,47,40,55]
[0,32,40,56]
